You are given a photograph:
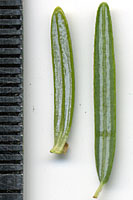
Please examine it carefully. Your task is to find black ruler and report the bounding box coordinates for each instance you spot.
[0,0,23,200]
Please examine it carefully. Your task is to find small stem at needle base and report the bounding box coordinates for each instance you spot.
[93,182,104,198]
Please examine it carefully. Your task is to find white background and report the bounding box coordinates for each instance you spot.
[24,0,133,199]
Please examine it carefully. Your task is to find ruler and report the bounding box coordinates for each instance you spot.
[0,0,23,200]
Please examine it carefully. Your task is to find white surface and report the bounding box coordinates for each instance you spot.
[24,0,133,199]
